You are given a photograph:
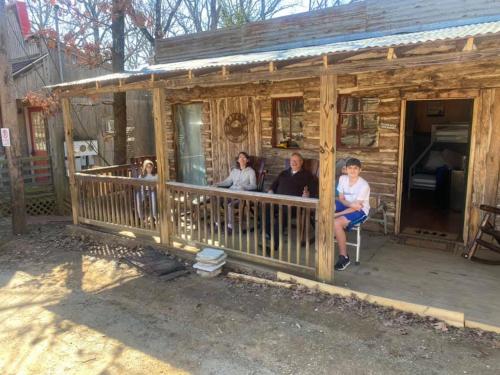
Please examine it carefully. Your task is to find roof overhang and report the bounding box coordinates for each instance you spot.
[48,19,500,95]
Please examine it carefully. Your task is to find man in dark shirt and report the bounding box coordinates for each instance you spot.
[265,153,318,251]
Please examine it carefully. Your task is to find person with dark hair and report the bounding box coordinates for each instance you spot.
[265,152,318,251]
[216,151,257,232]
[334,158,370,271]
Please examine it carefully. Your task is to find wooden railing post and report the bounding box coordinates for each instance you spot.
[317,73,337,282]
[61,98,79,224]
[152,87,170,245]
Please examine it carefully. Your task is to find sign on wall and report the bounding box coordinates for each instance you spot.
[1,128,11,147]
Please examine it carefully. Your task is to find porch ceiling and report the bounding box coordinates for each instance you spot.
[47,18,500,93]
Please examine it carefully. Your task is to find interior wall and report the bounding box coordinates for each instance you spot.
[412,99,473,133]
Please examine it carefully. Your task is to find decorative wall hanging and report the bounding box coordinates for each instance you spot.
[224,113,248,143]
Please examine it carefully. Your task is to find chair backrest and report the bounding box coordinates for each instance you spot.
[285,158,320,178]
[130,155,158,176]
[235,155,266,192]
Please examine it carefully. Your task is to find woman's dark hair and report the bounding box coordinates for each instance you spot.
[236,152,251,168]
[346,158,362,168]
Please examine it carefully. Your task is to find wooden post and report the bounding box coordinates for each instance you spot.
[317,73,337,282]
[152,87,170,245]
[61,98,79,224]
[0,0,27,234]
[47,116,67,215]
[467,89,500,242]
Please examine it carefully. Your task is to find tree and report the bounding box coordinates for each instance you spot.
[308,0,359,11]
[0,0,27,234]
[219,0,291,26]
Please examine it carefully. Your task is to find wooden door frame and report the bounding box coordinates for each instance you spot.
[395,90,479,243]
[26,106,49,156]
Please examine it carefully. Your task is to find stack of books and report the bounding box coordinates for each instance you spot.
[193,248,227,277]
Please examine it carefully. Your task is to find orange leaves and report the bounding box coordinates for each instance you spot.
[23,91,60,117]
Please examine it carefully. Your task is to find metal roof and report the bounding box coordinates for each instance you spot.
[50,19,500,89]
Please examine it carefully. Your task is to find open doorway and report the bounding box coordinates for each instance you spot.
[401,99,473,242]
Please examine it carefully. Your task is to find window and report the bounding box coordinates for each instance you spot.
[338,96,379,148]
[272,97,305,148]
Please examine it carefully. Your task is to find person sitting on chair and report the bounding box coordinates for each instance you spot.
[334,158,370,271]
[266,152,318,251]
[215,152,257,232]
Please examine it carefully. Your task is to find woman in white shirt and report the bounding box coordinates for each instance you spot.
[216,152,257,232]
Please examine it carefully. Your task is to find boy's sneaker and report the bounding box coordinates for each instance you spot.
[334,255,351,271]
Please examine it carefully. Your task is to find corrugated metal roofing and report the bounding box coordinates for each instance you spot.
[50,19,500,89]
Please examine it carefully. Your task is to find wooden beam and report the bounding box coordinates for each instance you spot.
[61,98,79,224]
[394,99,406,235]
[463,37,475,52]
[467,89,500,243]
[56,47,500,98]
[269,61,275,72]
[0,11,27,233]
[222,66,228,77]
[317,73,337,282]
[152,87,170,245]
[188,70,193,79]
[322,55,328,68]
[387,47,397,60]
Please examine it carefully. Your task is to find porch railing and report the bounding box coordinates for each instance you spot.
[79,164,135,177]
[75,173,159,236]
[167,182,318,275]
[73,169,319,275]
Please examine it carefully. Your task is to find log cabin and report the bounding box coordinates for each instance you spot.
[49,0,500,282]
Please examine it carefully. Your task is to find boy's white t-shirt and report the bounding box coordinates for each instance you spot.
[337,175,370,215]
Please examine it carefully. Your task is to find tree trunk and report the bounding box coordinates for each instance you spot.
[112,0,127,165]
[0,0,27,234]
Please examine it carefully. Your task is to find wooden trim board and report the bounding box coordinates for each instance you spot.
[277,272,466,328]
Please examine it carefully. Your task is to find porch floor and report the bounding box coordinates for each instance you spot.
[335,233,500,328]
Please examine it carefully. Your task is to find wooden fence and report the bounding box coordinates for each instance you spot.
[167,182,318,275]
[73,168,319,275]
[76,173,159,236]
[0,156,58,216]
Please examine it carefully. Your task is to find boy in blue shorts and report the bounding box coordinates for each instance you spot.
[334,158,370,271]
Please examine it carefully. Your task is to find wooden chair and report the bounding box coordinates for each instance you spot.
[284,158,319,243]
[463,205,500,264]
[248,156,267,192]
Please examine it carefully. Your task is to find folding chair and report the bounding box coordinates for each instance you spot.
[334,214,369,265]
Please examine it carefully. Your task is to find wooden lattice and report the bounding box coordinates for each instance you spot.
[0,196,57,217]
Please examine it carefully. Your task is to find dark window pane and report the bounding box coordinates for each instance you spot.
[340,96,359,112]
[359,131,378,147]
[277,100,290,117]
[362,98,379,112]
[362,113,379,129]
[276,116,291,145]
[341,132,359,146]
[274,98,304,148]
[340,114,359,131]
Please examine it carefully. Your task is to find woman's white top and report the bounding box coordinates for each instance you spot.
[337,175,371,215]
[217,166,257,191]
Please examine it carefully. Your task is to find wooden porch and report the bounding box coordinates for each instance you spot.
[74,164,320,277]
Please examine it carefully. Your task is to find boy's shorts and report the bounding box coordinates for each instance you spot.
[335,200,367,225]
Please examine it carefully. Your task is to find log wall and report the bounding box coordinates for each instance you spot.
[161,57,500,240]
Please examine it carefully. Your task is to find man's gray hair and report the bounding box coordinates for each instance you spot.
[290,152,304,162]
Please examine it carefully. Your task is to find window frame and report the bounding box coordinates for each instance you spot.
[271,97,305,149]
[337,96,380,149]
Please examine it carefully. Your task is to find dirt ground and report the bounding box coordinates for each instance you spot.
[0,220,499,375]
